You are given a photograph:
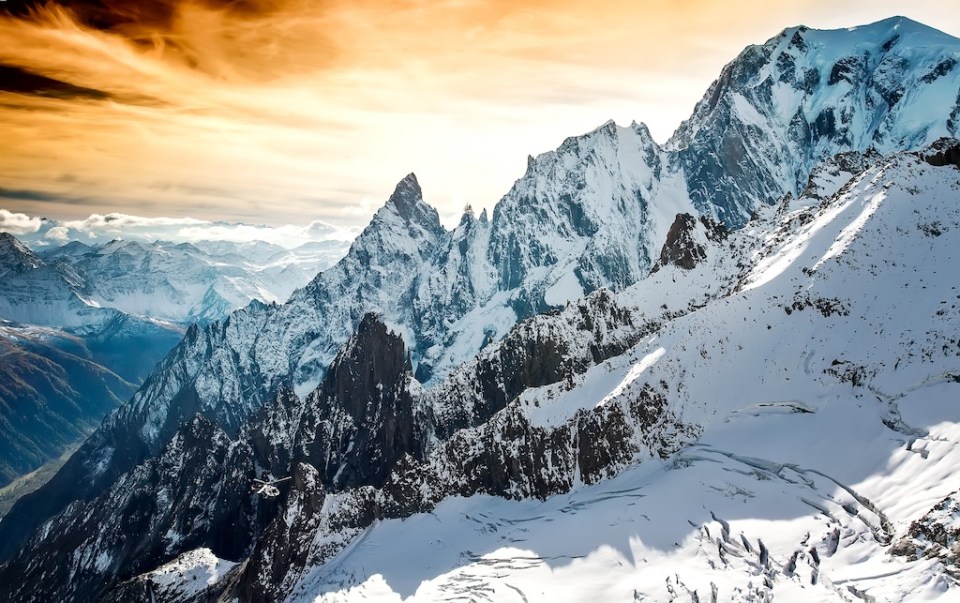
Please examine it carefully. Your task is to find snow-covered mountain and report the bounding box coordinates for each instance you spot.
[0,234,346,487]
[38,237,350,325]
[0,235,187,487]
[5,140,958,603]
[0,232,351,332]
[54,14,960,415]
[671,16,960,224]
[0,17,959,602]
[0,232,114,330]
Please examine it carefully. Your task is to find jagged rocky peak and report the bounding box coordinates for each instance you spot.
[518,119,662,190]
[97,238,141,254]
[297,312,420,490]
[321,313,412,422]
[651,213,728,272]
[484,117,672,308]
[378,172,442,232]
[329,172,446,279]
[0,231,43,274]
[455,203,479,230]
[4,21,960,602]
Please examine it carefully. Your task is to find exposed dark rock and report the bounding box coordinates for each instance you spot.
[918,138,960,170]
[651,214,727,273]
[829,55,865,85]
[783,295,850,317]
[3,21,959,603]
[891,491,960,578]
[234,462,327,601]
[812,108,837,139]
[426,289,639,440]
[789,29,808,52]
[106,295,674,600]
[654,214,706,271]
[295,313,420,490]
[921,58,958,83]
[243,381,698,601]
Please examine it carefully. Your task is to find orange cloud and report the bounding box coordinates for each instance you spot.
[0,0,958,228]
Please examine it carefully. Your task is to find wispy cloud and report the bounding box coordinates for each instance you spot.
[0,1,957,229]
[175,220,351,247]
[0,63,111,101]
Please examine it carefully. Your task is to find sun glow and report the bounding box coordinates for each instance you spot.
[0,0,958,230]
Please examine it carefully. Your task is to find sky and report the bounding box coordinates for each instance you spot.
[0,0,959,243]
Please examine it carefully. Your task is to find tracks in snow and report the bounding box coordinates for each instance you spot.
[691,445,894,544]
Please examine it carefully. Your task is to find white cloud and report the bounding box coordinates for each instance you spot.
[45,225,70,243]
[0,209,43,235]
[6,210,355,250]
[176,221,354,248]
[63,213,208,232]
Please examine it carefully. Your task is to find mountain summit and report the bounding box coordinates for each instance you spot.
[0,232,42,275]
[382,172,441,229]
[670,15,960,224]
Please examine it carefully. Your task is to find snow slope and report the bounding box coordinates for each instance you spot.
[282,151,960,602]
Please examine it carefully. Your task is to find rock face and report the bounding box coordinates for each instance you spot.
[295,313,421,490]
[892,492,960,577]
[0,233,42,275]
[426,288,642,439]
[0,299,686,601]
[225,304,696,602]
[918,137,960,169]
[280,151,960,600]
[652,214,729,272]
[1,17,960,602]
[233,462,326,602]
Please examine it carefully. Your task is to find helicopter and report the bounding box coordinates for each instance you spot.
[250,476,291,498]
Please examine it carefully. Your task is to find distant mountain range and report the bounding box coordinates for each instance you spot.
[13,235,350,325]
[0,16,958,602]
[0,232,350,488]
